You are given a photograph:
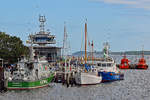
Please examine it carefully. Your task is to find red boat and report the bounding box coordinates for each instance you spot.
[136,54,148,69]
[119,55,130,69]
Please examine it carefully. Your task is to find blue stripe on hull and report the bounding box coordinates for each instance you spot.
[98,72,124,82]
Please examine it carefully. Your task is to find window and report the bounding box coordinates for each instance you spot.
[102,63,106,67]
[107,63,112,67]
[97,63,101,66]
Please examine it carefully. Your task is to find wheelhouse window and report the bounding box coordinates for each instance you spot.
[107,63,112,67]
[97,63,112,67]
[102,63,106,67]
[97,63,101,66]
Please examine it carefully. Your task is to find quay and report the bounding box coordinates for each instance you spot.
[54,67,77,87]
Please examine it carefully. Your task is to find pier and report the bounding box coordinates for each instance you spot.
[54,69,76,87]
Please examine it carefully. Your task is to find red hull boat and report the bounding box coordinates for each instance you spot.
[136,56,148,69]
[119,55,130,69]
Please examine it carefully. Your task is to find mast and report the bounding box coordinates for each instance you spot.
[63,22,67,57]
[142,45,144,58]
[123,53,126,59]
[63,22,67,74]
[29,35,35,61]
[103,42,109,59]
[85,19,87,64]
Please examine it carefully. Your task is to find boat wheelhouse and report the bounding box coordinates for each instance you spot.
[28,15,61,62]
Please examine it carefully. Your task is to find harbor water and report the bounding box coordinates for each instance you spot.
[1,55,150,100]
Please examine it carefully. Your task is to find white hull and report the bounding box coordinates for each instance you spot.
[75,72,102,85]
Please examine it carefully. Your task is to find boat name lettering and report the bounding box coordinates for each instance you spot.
[40,80,48,84]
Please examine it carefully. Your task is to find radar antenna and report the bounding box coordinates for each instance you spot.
[39,15,46,33]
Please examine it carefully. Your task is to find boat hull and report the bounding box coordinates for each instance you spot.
[98,72,124,82]
[75,72,102,85]
[136,64,148,69]
[7,74,54,90]
[119,64,130,69]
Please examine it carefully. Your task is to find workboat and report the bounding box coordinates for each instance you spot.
[75,20,102,85]
[136,52,148,69]
[96,42,124,82]
[5,40,54,90]
[119,55,130,69]
[4,16,61,90]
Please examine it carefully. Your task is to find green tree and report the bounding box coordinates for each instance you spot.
[0,32,29,64]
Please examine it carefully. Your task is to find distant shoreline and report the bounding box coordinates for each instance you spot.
[72,51,150,56]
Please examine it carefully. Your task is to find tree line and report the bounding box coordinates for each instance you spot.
[0,32,29,64]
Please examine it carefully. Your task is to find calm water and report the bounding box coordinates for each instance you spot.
[1,55,150,100]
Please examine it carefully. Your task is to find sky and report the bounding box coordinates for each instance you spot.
[0,0,150,53]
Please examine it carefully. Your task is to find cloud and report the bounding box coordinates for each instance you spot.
[91,0,150,10]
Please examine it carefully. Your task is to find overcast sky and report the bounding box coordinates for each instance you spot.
[0,0,150,53]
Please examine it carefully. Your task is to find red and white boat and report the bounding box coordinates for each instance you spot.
[119,55,130,69]
[136,53,148,69]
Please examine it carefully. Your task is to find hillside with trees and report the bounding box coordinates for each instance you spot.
[0,32,29,64]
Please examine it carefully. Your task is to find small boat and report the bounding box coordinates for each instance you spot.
[75,20,102,85]
[75,65,102,85]
[136,52,148,69]
[119,55,130,69]
[96,42,124,82]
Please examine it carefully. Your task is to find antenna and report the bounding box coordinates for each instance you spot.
[106,33,110,43]
[39,15,46,33]
[142,45,144,58]
[123,51,126,57]
[103,42,109,59]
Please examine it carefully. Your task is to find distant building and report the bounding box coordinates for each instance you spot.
[28,15,61,62]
